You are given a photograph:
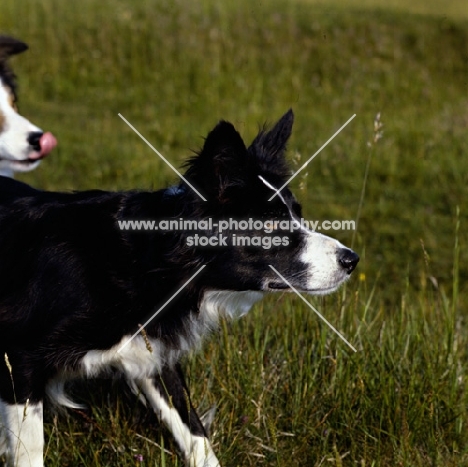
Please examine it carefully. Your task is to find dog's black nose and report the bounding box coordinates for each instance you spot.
[337,248,359,274]
[28,131,43,151]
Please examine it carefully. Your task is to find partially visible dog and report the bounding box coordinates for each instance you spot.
[0,110,358,467]
[0,35,56,178]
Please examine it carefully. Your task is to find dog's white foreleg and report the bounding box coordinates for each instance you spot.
[0,398,43,467]
[137,374,220,467]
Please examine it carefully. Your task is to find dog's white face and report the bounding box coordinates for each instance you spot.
[0,79,57,176]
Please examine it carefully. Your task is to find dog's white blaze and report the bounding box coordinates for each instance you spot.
[138,378,220,467]
[0,399,44,467]
[0,80,42,176]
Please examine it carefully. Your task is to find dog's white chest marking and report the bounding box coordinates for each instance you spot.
[200,290,264,320]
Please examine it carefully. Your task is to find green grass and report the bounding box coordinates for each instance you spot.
[1,0,468,465]
[301,0,468,19]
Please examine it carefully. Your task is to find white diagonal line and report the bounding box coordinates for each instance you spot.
[118,265,207,353]
[268,265,357,352]
[118,113,207,201]
[268,114,356,201]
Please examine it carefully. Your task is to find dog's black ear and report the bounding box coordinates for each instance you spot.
[0,36,28,60]
[248,109,294,180]
[184,120,248,203]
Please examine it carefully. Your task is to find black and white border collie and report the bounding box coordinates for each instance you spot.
[0,110,358,467]
[0,36,56,178]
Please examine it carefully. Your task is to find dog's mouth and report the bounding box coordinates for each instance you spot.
[267,281,290,290]
[0,157,38,164]
[0,157,41,168]
[266,281,343,295]
[0,156,42,174]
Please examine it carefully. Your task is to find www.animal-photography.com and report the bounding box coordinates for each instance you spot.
[0,1,467,466]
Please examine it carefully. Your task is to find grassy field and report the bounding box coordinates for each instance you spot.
[1,0,468,465]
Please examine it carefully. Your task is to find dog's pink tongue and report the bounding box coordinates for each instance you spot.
[28,132,58,160]
[37,132,57,158]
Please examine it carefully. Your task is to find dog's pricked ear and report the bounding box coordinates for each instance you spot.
[0,36,28,59]
[249,109,294,161]
[184,121,248,203]
[202,121,247,165]
[264,108,294,155]
[248,110,294,183]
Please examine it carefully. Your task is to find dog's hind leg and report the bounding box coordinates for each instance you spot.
[137,364,220,467]
[0,399,43,467]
